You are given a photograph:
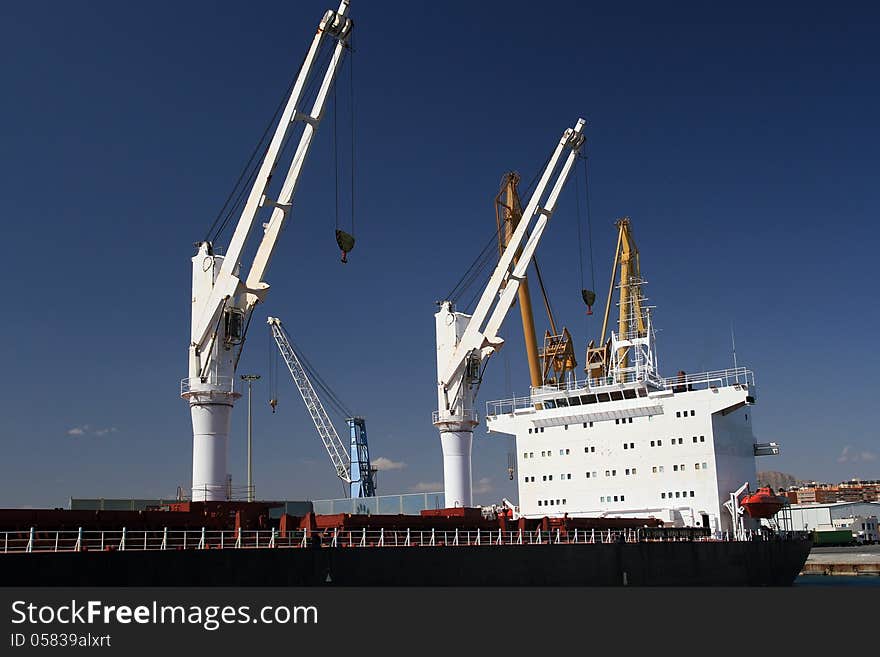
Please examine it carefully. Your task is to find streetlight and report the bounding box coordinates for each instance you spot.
[240,374,261,502]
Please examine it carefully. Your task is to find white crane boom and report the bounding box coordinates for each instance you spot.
[182,2,352,502]
[268,317,351,483]
[433,119,586,508]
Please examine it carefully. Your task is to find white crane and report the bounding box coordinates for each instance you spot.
[181,2,353,502]
[267,317,375,497]
[433,118,586,508]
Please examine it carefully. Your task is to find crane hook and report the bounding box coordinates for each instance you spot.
[336,229,355,264]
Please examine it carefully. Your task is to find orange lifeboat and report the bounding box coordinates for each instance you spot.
[740,487,788,518]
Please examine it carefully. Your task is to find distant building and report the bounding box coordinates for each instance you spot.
[784,501,880,543]
[832,516,879,543]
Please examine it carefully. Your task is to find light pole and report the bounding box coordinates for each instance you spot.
[240,374,261,502]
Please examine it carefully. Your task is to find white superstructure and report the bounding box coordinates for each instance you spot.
[486,283,777,534]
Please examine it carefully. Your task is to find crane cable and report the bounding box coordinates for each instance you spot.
[444,147,554,305]
[206,40,334,245]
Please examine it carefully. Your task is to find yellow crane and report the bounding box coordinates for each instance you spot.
[495,173,577,388]
[585,216,646,380]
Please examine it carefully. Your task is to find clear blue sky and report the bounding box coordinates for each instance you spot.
[1,1,877,508]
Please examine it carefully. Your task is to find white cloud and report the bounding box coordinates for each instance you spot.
[67,424,116,437]
[372,456,406,471]
[837,445,877,463]
[474,477,492,495]
[411,481,443,493]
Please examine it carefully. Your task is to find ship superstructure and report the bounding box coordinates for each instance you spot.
[486,219,779,534]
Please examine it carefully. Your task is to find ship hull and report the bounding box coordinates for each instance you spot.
[0,538,811,587]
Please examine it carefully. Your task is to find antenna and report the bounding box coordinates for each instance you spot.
[731,322,738,370]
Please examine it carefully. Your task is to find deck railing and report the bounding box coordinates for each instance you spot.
[487,367,755,417]
[0,527,808,555]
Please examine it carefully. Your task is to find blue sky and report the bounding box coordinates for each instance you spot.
[0,1,877,508]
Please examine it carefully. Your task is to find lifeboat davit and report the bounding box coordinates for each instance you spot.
[740,487,788,518]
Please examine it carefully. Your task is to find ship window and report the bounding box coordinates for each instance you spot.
[586,472,591,478]
[659,466,664,473]
[668,491,672,498]
[661,493,666,499]
[605,470,610,477]
[625,469,630,475]
[680,464,685,470]
[559,449,564,455]
[621,495,625,501]
[651,440,655,447]
[678,438,684,444]
[673,465,678,472]
[523,452,528,459]
[556,499,560,505]
[529,452,534,458]
[565,449,570,455]
[628,418,633,424]
[582,422,588,428]
[600,496,605,503]
[700,436,705,442]
[563,499,566,504]
[584,447,589,453]
[538,500,542,507]
[564,425,568,430]
[549,475,553,481]
[542,475,547,481]
[612,470,617,476]
[615,419,620,425]
[632,468,637,475]
[694,463,700,470]
[524,477,529,483]
[652,466,657,473]
[540,427,545,433]
[693,436,698,443]
[591,446,596,453]
[593,471,597,478]
[702,462,707,469]
[630,442,635,449]
[675,492,680,498]
[690,410,695,417]
[624,443,628,450]
[541,451,545,457]
[613,496,618,502]
[590,422,594,427]
[690,491,695,497]
[529,428,533,434]
[676,411,681,418]
[745,414,748,421]
[658,440,662,446]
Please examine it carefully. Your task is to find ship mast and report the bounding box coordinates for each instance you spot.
[495,173,542,389]
[586,217,648,381]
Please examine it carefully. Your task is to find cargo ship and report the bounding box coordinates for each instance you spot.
[0,503,810,586]
[0,1,811,586]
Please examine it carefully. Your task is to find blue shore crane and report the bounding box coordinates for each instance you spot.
[268,316,376,498]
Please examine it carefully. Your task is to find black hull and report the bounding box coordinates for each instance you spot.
[0,538,811,586]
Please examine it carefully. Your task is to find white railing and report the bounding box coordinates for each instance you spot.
[0,526,808,555]
[486,367,755,417]
[431,409,478,425]
[180,376,237,396]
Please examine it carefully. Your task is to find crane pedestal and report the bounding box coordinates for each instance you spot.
[182,379,241,501]
[434,410,479,509]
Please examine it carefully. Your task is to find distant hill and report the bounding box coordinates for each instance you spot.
[757,471,799,491]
